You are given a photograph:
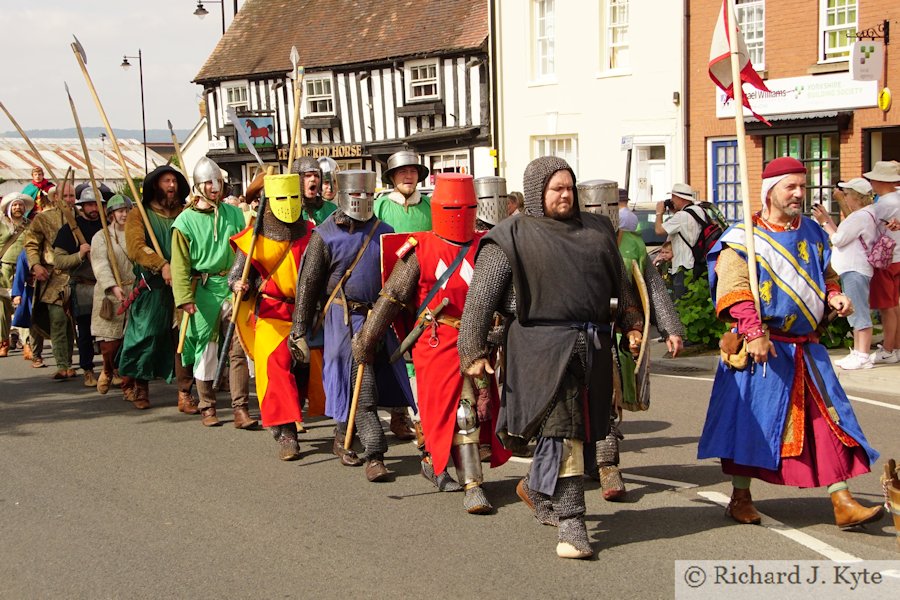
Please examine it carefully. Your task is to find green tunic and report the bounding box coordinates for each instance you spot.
[373,193,432,233]
[303,199,337,226]
[171,203,246,369]
[119,209,177,382]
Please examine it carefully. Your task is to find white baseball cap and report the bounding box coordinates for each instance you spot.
[837,177,873,195]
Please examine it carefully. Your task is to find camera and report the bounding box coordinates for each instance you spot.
[664,198,674,212]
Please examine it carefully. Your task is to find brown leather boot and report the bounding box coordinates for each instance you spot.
[200,407,221,427]
[726,487,762,525]
[831,488,884,530]
[332,430,364,466]
[132,382,151,410]
[232,406,258,429]
[0,341,9,357]
[177,391,200,414]
[389,409,416,441]
[96,370,111,394]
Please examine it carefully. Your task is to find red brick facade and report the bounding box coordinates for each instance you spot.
[688,0,900,212]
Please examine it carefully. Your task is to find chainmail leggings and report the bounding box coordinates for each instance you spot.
[350,354,387,461]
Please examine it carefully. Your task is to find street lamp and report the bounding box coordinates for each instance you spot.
[99,132,107,182]
[120,50,148,174]
[193,0,235,35]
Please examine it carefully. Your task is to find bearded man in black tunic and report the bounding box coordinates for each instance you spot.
[458,156,643,559]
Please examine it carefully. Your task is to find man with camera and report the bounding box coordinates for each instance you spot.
[654,183,701,297]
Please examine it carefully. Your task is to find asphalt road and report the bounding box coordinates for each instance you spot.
[1,346,898,599]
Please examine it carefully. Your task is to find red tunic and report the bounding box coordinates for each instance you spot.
[408,231,510,474]
[232,225,314,426]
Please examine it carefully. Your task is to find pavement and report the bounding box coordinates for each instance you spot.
[649,335,900,405]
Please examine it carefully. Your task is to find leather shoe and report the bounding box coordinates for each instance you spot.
[66,368,77,378]
[726,487,762,525]
[233,406,258,429]
[23,344,33,361]
[365,459,390,482]
[83,371,97,387]
[332,434,363,466]
[832,488,883,529]
[389,410,416,441]
[96,371,111,394]
[177,391,200,414]
[201,407,221,427]
[52,369,68,380]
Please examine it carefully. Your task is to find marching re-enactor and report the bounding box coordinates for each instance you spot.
[459,156,643,559]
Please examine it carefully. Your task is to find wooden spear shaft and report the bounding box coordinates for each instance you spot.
[726,0,762,315]
[287,67,305,168]
[0,100,57,181]
[70,42,163,257]
[168,119,189,184]
[66,84,123,288]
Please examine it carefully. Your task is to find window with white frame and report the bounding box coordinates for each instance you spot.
[604,0,629,71]
[405,59,440,101]
[223,83,249,110]
[304,73,335,115]
[736,0,765,69]
[533,135,578,171]
[429,152,470,175]
[820,0,857,62]
[532,0,555,79]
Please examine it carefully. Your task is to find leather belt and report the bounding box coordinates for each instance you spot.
[333,296,372,315]
[435,315,461,330]
[260,292,294,304]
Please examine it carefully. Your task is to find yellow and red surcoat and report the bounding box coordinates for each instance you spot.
[231,226,325,426]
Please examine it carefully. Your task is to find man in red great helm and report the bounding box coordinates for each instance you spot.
[353,173,510,514]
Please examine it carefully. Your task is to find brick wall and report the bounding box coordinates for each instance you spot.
[688,0,900,212]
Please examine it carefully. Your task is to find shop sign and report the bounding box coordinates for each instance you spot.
[716,73,877,119]
[299,144,364,159]
[851,41,884,82]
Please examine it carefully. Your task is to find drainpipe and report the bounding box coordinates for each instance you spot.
[489,0,502,176]
[683,0,691,186]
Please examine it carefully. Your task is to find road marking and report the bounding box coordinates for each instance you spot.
[697,491,862,563]
[655,374,900,410]
[655,373,715,383]
[623,473,698,489]
[846,394,900,411]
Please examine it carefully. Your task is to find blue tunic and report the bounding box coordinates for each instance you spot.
[315,216,414,422]
[697,218,878,471]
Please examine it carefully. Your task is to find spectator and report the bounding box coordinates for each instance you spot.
[618,188,638,232]
[812,178,877,370]
[865,161,900,363]
[654,183,700,297]
[507,191,524,216]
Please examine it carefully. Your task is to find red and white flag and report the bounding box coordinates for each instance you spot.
[708,0,771,125]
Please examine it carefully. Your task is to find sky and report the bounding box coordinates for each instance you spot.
[1,0,241,134]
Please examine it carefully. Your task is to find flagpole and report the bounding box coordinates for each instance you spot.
[725,0,761,315]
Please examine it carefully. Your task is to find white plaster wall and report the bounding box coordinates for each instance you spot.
[496,0,685,193]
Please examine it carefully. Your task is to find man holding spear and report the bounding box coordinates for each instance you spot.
[290,170,415,482]
[24,178,77,378]
[53,185,105,386]
[120,165,194,411]
[229,172,312,460]
[698,0,882,530]
[172,157,255,429]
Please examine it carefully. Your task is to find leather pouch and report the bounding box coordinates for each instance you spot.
[719,331,748,370]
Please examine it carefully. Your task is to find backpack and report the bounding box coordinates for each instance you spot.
[859,210,896,270]
[677,202,727,274]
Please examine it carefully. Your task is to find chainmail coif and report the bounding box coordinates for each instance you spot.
[522,156,579,218]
